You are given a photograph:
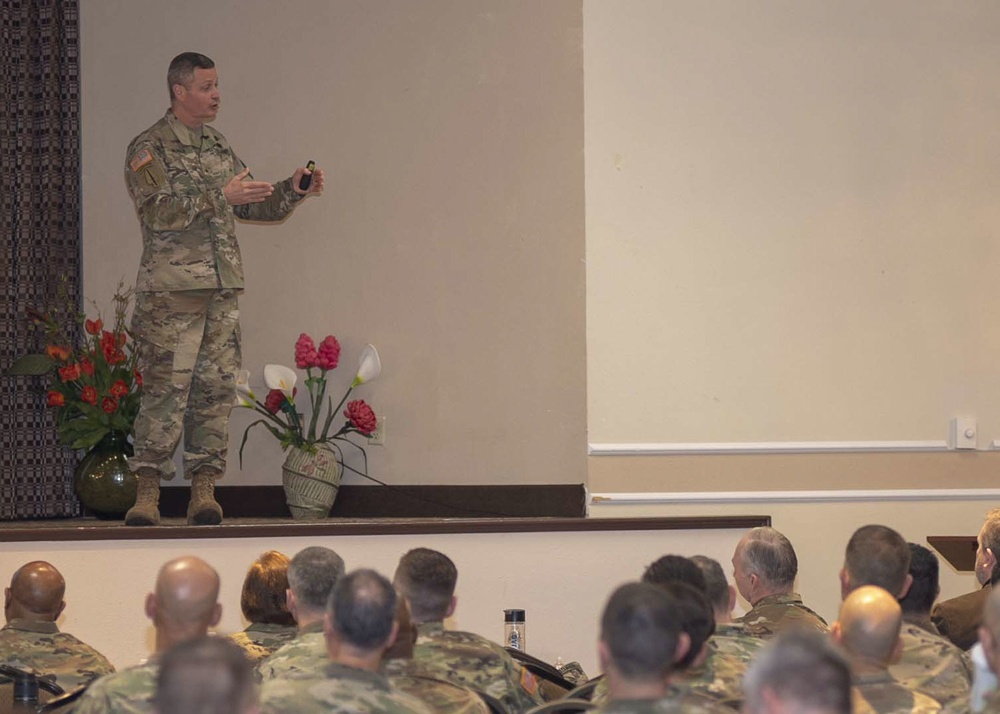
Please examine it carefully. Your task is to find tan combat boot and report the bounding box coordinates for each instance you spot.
[124,469,161,526]
[187,470,223,525]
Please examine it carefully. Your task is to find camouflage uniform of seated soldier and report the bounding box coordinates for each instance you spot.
[394,548,543,712]
[230,551,297,664]
[0,561,114,692]
[257,547,345,681]
[731,527,828,638]
[832,586,944,714]
[260,570,431,714]
[841,525,970,708]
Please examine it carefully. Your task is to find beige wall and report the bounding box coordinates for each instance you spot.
[585,0,1000,490]
[80,1,586,487]
[0,527,747,677]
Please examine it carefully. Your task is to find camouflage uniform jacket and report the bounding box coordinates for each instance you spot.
[677,622,767,708]
[0,619,115,692]
[73,659,158,714]
[260,661,433,714]
[852,671,943,714]
[382,657,491,714]
[888,624,972,707]
[903,613,943,638]
[125,110,303,293]
[256,621,327,681]
[587,685,737,713]
[231,622,298,664]
[413,621,543,713]
[736,593,829,638]
[591,676,733,712]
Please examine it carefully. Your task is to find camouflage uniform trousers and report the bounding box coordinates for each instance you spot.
[256,625,327,682]
[130,288,240,480]
[888,624,972,708]
[413,621,543,713]
[852,671,943,714]
[259,662,433,714]
[737,593,829,638]
[383,657,491,714]
[73,660,158,714]
[230,622,298,665]
[0,619,115,692]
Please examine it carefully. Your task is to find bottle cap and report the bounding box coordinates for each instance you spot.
[13,671,38,702]
[504,608,526,623]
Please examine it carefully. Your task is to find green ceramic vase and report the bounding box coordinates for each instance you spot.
[74,430,137,518]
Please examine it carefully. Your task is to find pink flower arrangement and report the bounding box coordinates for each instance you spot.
[237,333,381,478]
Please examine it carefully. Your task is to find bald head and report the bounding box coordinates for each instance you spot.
[5,561,66,622]
[834,585,902,667]
[148,557,221,649]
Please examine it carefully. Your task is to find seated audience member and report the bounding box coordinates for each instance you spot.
[645,554,765,708]
[899,543,941,636]
[975,587,1000,711]
[0,561,114,691]
[155,636,257,714]
[231,550,298,663]
[933,509,1000,650]
[393,547,543,712]
[731,527,828,637]
[841,525,971,707]
[260,569,431,714]
[257,546,345,681]
[742,630,851,714]
[382,594,490,714]
[832,585,943,713]
[586,581,727,714]
[75,556,222,714]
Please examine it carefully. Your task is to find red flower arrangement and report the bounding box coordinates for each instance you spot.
[236,332,381,478]
[7,283,142,449]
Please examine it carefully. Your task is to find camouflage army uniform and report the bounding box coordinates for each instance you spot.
[903,613,942,638]
[888,623,972,707]
[0,619,115,692]
[412,621,543,712]
[585,684,737,713]
[852,671,943,714]
[256,622,327,681]
[231,622,298,664]
[383,657,490,714]
[73,660,158,714]
[678,621,767,708]
[260,661,433,714]
[736,593,829,638]
[125,109,304,479]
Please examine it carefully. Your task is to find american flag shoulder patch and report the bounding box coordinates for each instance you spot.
[129,148,154,172]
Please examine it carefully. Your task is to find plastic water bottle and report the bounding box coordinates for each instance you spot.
[504,609,526,651]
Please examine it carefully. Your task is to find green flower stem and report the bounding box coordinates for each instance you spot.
[320,385,354,442]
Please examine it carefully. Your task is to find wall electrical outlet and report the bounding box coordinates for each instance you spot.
[368,416,386,446]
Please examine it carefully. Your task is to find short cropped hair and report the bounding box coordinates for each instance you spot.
[741,527,798,590]
[642,555,707,594]
[155,636,256,714]
[600,582,681,682]
[743,631,852,714]
[393,548,458,623]
[899,543,939,615]
[167,52,215,103]
[329,569,397,651]
[844,525,910,595]
[657,581,715,670]
[287,547,345,612]
[240,551,294,626]
[691,555,731,614]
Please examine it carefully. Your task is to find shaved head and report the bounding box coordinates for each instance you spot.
[148,557,221,649]
[834,585,902,666]
[5,561,66,622]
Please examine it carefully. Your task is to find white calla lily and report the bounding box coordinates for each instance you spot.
[352,344,381,387]
[235,369,256,406]
[264,364,297,398]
